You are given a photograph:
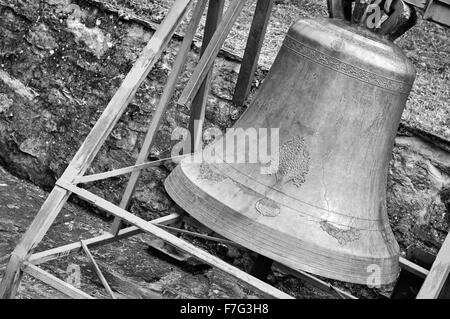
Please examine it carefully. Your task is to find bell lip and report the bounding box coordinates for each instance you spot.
[165,160,401,285]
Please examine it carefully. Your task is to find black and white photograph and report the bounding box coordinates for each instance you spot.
[0,0,449,307]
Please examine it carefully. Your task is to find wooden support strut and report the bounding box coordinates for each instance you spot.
[400,256,429,279]
[416,231,450,298]
[178,0,247,107]
[74,155,189,184]
[80,240,116,299]
[0,0,194,299]
[110,0,208,235]
[187,0,225,153]
[423,0,450,27]
[232,0,273,107]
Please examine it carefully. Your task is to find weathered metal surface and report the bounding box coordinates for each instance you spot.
[166,17,417,285]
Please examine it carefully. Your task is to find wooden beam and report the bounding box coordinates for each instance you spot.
[423,0,450,27]
[74,155,188,184]
[56,180,293,299]
[80,241,116,299]
[416,232,450,299]
[29,214,180,265]
[22,263,94,299]
[177,0,247,107]
[399,257,429,279]
[232,0,273,107]
[0,0,193,298]
[187,0,225,153]
[110,0,207,235]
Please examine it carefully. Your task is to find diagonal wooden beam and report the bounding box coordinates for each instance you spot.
[110,0,207,235]
[74,155,188,184]
[232,0,273,107]
[80,240,116,299]
[177,0,247,107]
[399,257,429,279]
[423,0,450,27]
[416,231,450,299]
[187,0,225,153]
[157,224,241,246]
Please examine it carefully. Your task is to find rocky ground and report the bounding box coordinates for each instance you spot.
[0,0,449,298]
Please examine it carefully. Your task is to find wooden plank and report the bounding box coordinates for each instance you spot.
[424,0,450,27]
[74,155,188,184]
[403,0,428,9]
[0,0,192,299]
[187,0,225,153]
[416,232,450,299]
[177,0,247,107]
[29,214,180,265]
[110,0,206,235]
[232,0,273,107]
[399,257,429,279]
[80,240,116,299]
[57,180,293,299]
[22,263,94,299]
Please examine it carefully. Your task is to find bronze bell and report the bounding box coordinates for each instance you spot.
[165,16,416,285]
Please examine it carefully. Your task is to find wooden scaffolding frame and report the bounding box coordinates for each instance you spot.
[0,0,449,299]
